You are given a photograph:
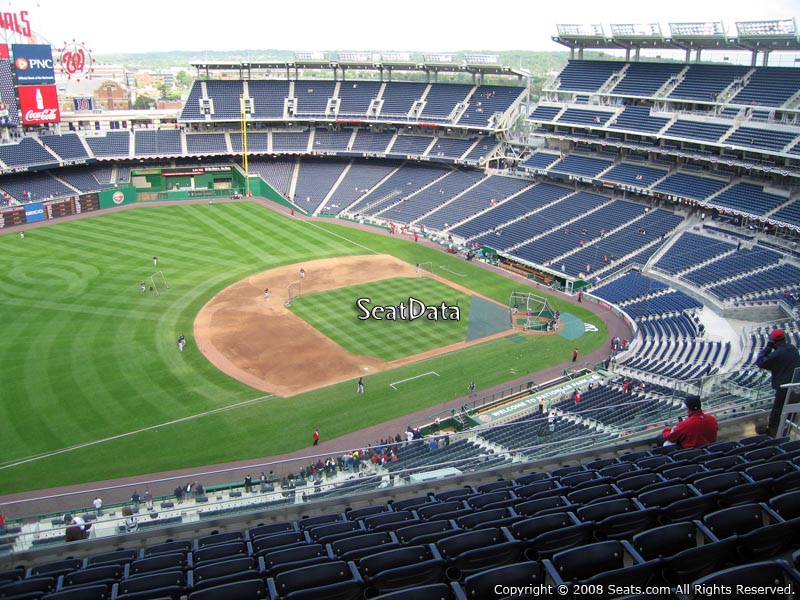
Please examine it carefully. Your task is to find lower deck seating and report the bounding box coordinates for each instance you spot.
[5,433,800,600]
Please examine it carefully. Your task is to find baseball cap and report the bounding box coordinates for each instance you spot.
[684,395,702,411]
[770,329,786,342]
[63,513,73,523]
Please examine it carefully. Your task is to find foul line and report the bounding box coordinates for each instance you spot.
[0,394,276,471]
[390,371,440,390]
[439,265,467,277]
[302,220,381,255]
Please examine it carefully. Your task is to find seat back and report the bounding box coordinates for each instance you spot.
[128,552,189,576]
[551,540,625,581]
[359,545,433,578]
[187,578,267,600]
[459,561,546,598]
[271,560,354,596]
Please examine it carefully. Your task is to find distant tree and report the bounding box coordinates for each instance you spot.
[157,82,172,100]
[133,94,155,110]
[176,70,193,87]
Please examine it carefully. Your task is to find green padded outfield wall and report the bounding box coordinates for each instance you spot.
[99,186,137,209]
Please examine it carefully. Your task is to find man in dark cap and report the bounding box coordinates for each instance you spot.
[64,514,90,542]
[659,395,718,449]
[756,328,800,437]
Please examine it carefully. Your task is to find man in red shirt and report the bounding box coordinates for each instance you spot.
[660,395,718,449]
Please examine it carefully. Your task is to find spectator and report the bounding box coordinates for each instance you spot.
[659,395,718,449]
[122,506,138,533]
[756,328,800,437]
[64,514,90,542]
[93,496,103,517]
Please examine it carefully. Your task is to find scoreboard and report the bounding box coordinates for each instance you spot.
[44,197,77,219]
[42,193,100,220]
[78,193,100,213]
[0,192,102,229]
[0,205,26,228]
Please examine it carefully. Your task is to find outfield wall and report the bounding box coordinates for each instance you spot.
[0,168,286,230]
[1,187,137,230]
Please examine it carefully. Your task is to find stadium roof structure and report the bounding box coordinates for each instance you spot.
[191,51,528,81]
[553,18,800,64]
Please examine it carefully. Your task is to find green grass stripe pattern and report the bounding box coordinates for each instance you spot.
[0,202,608,493]
[290,278,471,361]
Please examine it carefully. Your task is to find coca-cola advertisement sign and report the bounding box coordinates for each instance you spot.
[18,85,60,124]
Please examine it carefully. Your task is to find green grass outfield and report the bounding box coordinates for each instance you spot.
[290,278,472,361]
[0,201,607,494]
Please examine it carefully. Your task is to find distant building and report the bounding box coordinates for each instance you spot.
[58,78,131,113]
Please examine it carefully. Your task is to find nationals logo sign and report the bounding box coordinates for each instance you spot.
[57,41,95,81]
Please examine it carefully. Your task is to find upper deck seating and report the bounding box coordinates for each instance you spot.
[0,137,57,167]
[86,131,131,158]
[725,126,798,153]
[610,62,681,97]
[729,67,800,107]
[39,134,89,161]
[652,172,728,201]
[556,60,621,93]
[459,85,525,128]
[337,81,382,117]
[709,183,788,217]
[668,64,750,102]
[133,130,182,156]
[380,82,427,118]
[420,83,471,122]
[608,106,670,134]
[294,80,337,117]
[663,119,730,143]
[249,80,291,119]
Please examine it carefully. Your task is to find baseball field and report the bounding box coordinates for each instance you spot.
[0,201,607,494]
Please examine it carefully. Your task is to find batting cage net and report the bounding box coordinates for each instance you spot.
[286,281,301,307]
[150,271,169,296]
[509,291,555,331]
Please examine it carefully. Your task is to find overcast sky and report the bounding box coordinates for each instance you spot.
[6,0,799,55]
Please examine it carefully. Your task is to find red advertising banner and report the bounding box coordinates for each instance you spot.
[0,44,8,59]
[18,84,60,124]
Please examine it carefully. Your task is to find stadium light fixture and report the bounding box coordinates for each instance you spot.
[338,52,373,63]
[295,51,328,62]
[465,54,500,65]
[669,21,726,37]
[610,23,662,38]
[735,18,796,37]
[423,53,456,64]
[381,52,413,63]
[556,24,605,38]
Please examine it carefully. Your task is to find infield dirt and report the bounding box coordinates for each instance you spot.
[194,254,516,396]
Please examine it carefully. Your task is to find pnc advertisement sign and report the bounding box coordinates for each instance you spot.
[18,85,60,125]
[11,44,55,84]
